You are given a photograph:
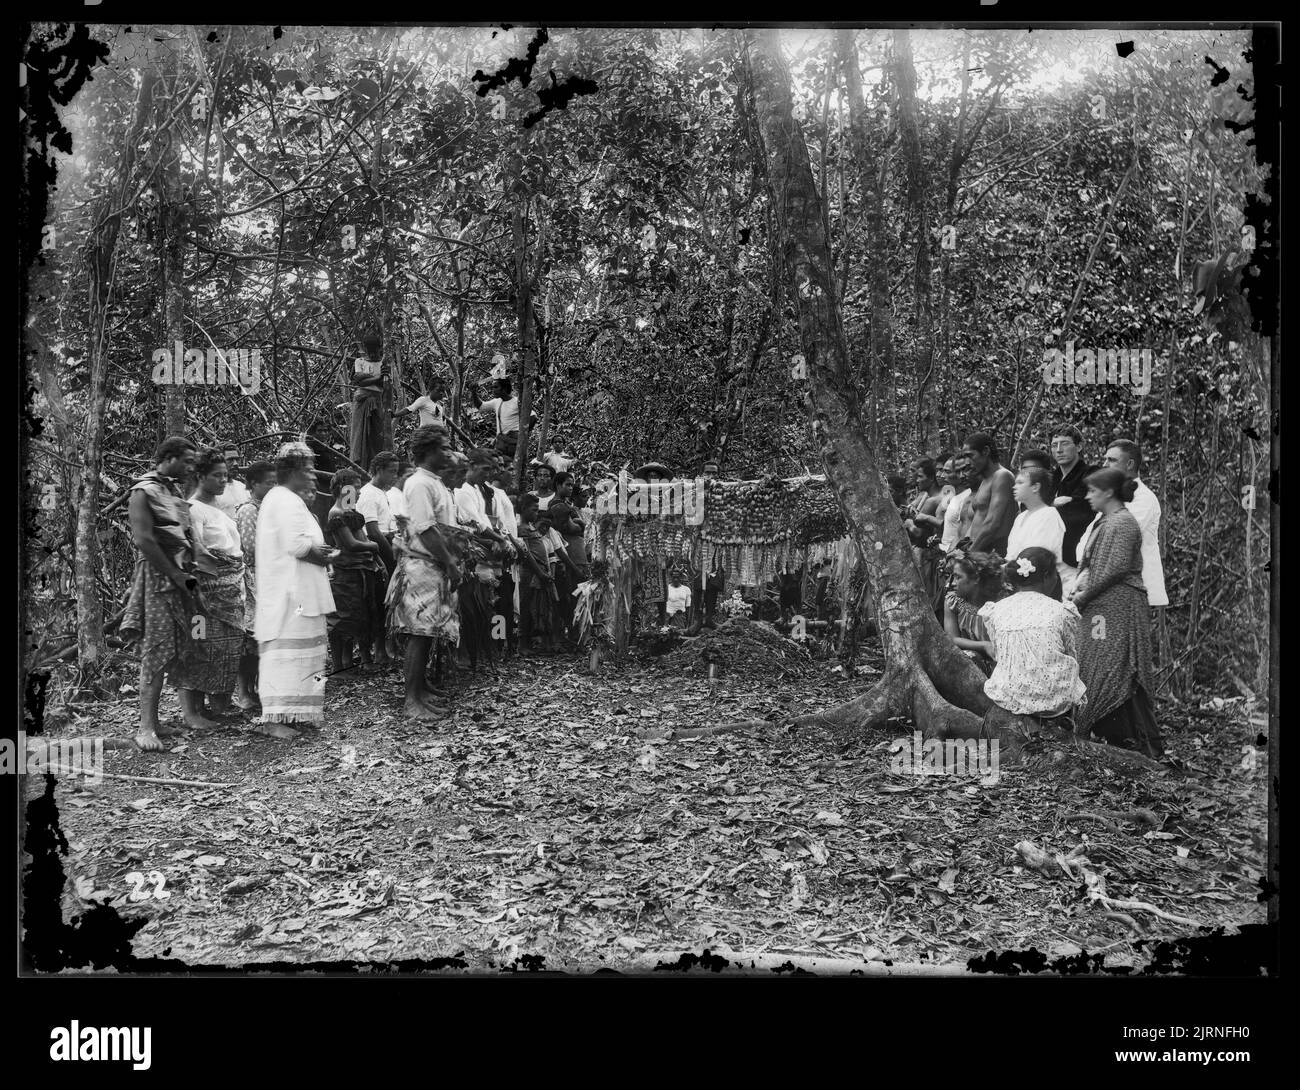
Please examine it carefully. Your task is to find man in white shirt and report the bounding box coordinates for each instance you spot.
[940,453,976,552]
[454,449,507,539]
[387,465,411,524]
[470,377,521,454]
[1075,439,1167,608]
[487,460,522,654]
[399,376,449,429]
[357,451,398,557]
[213,444,251,516]
[392,426,463,721]
[357,451,399,665]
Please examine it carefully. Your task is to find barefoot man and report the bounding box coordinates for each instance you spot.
[387,425,464,722]
[121,436,213,750]
[962,432,1016,556]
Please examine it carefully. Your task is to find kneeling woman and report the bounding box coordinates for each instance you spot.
[943,551,1005,674]
[1070,468,1163,758]
[978,547,1086,727]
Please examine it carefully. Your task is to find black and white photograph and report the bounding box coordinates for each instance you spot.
[17,10,1278,1048]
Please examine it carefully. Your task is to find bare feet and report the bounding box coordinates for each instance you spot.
[182,712,222,731]
[403,699,442,721]
[134,727,170,752]
[232,692,261,713]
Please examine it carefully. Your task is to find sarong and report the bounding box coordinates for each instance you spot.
[177,559,245,694]
[329,566,381,645]
[386,554,459,643]
[121,556,193,687]
[458,571,496,664]
[350,386,387,471]
[258,611,328,725]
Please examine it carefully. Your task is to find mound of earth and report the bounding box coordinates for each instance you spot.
[659,616,813,677]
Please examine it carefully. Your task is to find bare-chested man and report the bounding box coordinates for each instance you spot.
[963,432,1016,555]
[120,436,214,751]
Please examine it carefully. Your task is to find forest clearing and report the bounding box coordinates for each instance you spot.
[20,22,1276,979]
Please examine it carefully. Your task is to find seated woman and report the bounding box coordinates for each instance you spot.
[324,468,383,673]
[978,546,1086,728]
[1070,468,1162,758]
[665,567,693,629]
[943,550,1005,674]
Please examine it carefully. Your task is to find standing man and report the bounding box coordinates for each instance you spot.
[358,451,399,569]
[963,433,1016,555]
[357,451,399,669]
[120,436,209,751]
[902,456,947,612]
[487,458,523,656]
[469,375,522,460]
[387,425,463,722]
[233,459,276,712]
[1050,424,1097,582]
[213,443,250,516]
[940,453,974,553]
[1076,439,1168,608]
[399,375,450,430]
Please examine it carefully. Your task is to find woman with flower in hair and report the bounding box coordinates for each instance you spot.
[1070,467,1162,757]
[254,442,338,738]
[977,547,1086,726]
[942,550,1006,674]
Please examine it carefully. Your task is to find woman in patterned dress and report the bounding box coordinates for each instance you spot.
[978,546,1086,727]
[1069,468,1163,758]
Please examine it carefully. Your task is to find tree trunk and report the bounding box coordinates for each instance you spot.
[156,84,187,438]
[744,30,988,746]
[837,31,895,442]
[77,72,157,673]
[511,203,538,491]
[742,32,1159,774]
[894,29,935,447]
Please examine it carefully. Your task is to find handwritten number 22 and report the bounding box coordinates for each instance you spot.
[125,871,170,901]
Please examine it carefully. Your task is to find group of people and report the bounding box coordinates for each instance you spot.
[893,426,1167,758]
[121,426,601,749]
[118,404,1168,759]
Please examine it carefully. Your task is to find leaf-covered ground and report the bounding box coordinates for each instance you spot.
[36,647,1268,973]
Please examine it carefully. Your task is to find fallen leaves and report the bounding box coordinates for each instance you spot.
[44,655,1266,971]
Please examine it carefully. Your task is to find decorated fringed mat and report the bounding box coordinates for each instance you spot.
[589,475,855,587]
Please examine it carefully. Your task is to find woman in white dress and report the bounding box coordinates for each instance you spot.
[254,443,338,738]
[1006,467,1068,583]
